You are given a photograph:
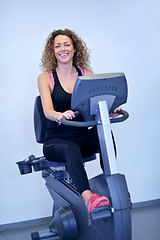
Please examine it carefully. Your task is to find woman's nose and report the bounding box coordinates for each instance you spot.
[60,45,66,51]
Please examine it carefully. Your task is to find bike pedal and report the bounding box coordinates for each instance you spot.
[88,206,112,225]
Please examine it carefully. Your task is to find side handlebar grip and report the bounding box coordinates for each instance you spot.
[110,110,129,123]
[61,110,129,127]
[61,111,98,127]
[61,116,98,127]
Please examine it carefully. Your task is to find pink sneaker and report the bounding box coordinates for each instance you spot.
[87,193,110,214]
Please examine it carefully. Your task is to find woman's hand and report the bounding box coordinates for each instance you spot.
[63,110,75,120]
[110,106,122,118]
[54,110,75,122]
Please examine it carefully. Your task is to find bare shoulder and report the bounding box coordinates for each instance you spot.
[38,71,54,88]
[38,71,55,95]
[83,68,94,75]
[38,72,50,83]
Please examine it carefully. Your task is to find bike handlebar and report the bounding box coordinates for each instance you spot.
[110,110,129,123]
[61,110,129,127]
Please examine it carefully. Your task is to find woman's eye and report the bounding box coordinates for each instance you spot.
[55,43,70,48]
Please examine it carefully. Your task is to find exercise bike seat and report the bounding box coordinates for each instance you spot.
[33,95,96,165]
[34,95,48,144]
[17,96,96,175]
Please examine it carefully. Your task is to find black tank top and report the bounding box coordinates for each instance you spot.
[44,68,86,142]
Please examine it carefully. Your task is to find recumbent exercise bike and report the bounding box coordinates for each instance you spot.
[17,73,132,240]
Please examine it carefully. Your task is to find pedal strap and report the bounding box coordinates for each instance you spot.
[88,206,112,225]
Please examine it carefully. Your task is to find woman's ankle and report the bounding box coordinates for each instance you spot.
[81,190,92,206]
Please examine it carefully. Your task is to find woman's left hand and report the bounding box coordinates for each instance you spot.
[110,106,122,118]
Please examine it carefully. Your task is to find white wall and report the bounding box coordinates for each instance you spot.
[0,0,160,225]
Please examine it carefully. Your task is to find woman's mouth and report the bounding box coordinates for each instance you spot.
[59,53,68,57]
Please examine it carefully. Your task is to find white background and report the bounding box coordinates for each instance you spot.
[0,0,160,225]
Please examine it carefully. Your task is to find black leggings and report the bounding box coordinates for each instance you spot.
[43,127,100,195]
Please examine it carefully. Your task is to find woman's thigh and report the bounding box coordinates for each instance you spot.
[43,138,81,162]
[76,127,100,157]
[76,127,117,158]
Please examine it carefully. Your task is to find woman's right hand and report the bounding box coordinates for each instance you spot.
[55,110,75,122]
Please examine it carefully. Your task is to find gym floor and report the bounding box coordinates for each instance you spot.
[0,204,160,240]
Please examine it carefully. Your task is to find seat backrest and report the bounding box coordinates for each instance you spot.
[34,96,48,143]
[34,95,97,164]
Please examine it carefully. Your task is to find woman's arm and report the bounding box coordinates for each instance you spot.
[38,72,75,122]
[82,68,93,76]
[38,72,58,121]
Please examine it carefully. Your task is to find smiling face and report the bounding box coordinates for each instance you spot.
[54,35,76,65]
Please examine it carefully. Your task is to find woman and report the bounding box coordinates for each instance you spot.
[38,29,118,216]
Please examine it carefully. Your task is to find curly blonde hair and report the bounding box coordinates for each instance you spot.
[40,29,91,72]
